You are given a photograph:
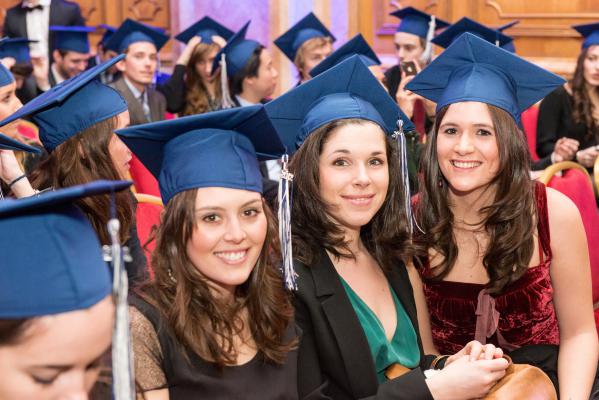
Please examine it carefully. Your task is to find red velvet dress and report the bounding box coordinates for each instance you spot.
[422,182,560,355]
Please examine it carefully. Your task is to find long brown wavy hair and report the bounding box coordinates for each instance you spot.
[182,42,223,116]
[289,118,412,271]
[137,188,296,367]
[413,104,536,294]
[28,117,133,245]
[570,47,599,141]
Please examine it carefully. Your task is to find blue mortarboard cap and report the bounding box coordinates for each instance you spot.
[432,17,513,48]
[104,18,170,53]
[0,180,132,318]
[50,25,95,53]
[0,132,40,153]
[98,24,117,47]
[496,20,519,53]
[211,21,261,76]
[116,105,285,203]
[405,33,565,124]
[310,34,380,78]
[0,55,128,152]
[274,12,335,62]
[0,37,37,63]
[0,62,14,87]
[573,22,599,49]
[390,7,449,38]
[175,16,234,45]
[265,55,414,154]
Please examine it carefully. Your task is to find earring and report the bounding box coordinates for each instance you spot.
[167,267,177,283]
[438,177,444,188]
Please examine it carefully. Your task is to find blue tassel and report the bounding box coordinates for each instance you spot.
[278,154,297,291]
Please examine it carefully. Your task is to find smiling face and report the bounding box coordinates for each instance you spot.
[0,295,114,400]
[318,121,389,231]
[186,187,268,296]
[436,102,500,198]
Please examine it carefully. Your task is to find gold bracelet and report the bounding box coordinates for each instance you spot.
[430,354,450,370]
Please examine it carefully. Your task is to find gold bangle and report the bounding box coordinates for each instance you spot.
[430,355,450,370]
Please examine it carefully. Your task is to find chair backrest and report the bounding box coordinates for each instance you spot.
[540,163,599,306]
[134,193,163,278]
[521,106,540,161]
[129,154,161,197]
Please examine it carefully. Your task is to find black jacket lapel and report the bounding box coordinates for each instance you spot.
[312,249,380,397]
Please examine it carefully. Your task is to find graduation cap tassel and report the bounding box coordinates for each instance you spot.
[278,154,297,291]
[393,119,414,237]
[105,191,135,400]
[220,53,236,109]
[420,15,436,65]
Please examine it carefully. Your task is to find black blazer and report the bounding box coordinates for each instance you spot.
[3,0,85,56]
[294,248,435,400]
[110,77,167,125]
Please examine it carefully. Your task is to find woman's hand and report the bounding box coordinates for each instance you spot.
[575,145,599,168]
[426,356,509,400]
[211,35,227,48]
[552,137,579,162]
[445,341,504,367]
[176,36,202,66]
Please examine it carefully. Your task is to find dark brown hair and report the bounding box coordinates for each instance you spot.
[28,117,133,245]
[137,189,295,367]
[413,104,536,294]
[570,47,599,141]
[289,118,412,271]
[182,42,223,116]
[0,319,31,345]
[230,45,264,96]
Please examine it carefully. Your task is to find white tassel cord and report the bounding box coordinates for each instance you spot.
[107,218,135,400]
[220,53,236,109]
[420,15,436,65]
[278,155,297,291]
[393,119,414,236]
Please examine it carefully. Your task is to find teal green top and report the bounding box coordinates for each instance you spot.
[340,277,420,383]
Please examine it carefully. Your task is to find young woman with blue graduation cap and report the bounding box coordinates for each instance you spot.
[0,61,42,199]
[160,16,233,116]
[0,180,133,399]
[274,12,335,85]
[0,56,149,286]
[536,22,599,171]
[406,32,599,398]
[265,55,508,400]
[116,106,320,399]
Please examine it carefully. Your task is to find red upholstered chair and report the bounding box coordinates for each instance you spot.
[521,106,540,161]
[539,162,599,331]
[129,154,160,197]
[134,193,163,278]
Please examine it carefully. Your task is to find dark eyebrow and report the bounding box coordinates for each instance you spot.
[329,149,385,156]
[195,198,262,212]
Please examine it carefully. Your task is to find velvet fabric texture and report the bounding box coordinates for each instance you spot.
[422,182,560,354]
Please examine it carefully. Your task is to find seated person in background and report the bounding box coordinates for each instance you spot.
[274,12,334,86]
[407,33,599,398]
[88,24,120,84]
[159,16,232,115]
[213,21,278,108]
[117,107,317,399]
[0,37,46,104]
[41,26,95,89]
[386,7,449,137]
[0,181,131,399]
[536,22,599,172]
[106,18,170,125]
